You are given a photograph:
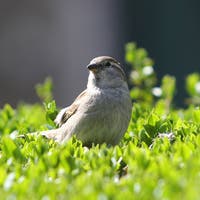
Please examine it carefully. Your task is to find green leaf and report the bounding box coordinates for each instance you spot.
[186,73,199,96]
[161,75,176,101]
[35,77,54,102]
[193,107,200,123]
[44,101,58,126]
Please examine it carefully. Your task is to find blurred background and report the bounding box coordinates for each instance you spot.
[1,0,200,107]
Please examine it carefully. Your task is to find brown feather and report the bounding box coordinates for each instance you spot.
[57,90,87,127]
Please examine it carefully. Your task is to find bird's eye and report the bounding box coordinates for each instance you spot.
[105,61,111,67]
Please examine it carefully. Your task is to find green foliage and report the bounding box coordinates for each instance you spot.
[0,103,47,135]
[36,77,58,128]
[159,75,176,112]
[0,101,200,199]
[0,43,200,199]
[161,75,176,102]
[44,101,58,128]
[35,77,54,103]
[125,42,200,110]
[186,73,200,105]
[125,43,156,105]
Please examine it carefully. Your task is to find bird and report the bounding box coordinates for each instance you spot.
[41,56,132,146]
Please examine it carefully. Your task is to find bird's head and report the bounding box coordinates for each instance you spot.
[87,56,127,89]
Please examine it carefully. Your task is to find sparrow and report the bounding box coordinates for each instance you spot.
[41,56,132,146]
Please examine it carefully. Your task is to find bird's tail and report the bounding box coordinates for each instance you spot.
[18,127,69,144]
[18,128,64,143]
[41,128,64,143]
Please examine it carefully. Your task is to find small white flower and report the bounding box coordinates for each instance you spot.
[142,66,154,76]
[7,158,13,166]
[42,196,50,200]
[158,132,175,141]
[113,175,119,183]
[9,130,19,140]
[4,173,15,190]
[134,183,141,193]
[152,87,162,97]
[130,71,139,80]
[195,82,200,94]
[18,176,25,183]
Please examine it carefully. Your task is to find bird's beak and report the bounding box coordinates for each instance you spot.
[87,64,98,73]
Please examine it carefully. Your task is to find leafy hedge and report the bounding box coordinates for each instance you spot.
[0,43,200,199]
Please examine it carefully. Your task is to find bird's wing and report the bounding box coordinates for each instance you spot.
[54,90,87,127]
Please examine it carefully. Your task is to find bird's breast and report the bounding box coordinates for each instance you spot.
[73,87,132,145]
